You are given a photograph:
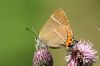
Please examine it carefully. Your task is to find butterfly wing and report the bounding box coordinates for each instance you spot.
[39,8,72,48]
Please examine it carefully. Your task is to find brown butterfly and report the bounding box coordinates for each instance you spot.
[35,8,77,48]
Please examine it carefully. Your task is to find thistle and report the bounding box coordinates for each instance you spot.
[32,38,53,66]
[65,40,98,66]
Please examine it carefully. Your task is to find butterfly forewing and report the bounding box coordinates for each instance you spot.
[39,8,72,48]
[53,8,69,25]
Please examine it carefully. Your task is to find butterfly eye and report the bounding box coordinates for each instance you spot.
[35,38,37,41]
[35,38,41,44]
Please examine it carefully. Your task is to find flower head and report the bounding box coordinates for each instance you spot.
[33,48,53,66]
[65,40,98,66]
[33,38,53,66]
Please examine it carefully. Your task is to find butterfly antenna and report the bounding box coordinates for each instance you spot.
[31,26,38,36]
[26,27,38,36]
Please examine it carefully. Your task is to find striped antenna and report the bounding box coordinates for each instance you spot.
[26,26,38,36]
[31,26,38,36]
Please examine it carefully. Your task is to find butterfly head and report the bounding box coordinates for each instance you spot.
[35,38,48,50]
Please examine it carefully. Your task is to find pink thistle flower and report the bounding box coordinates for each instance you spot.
[65,40,98,66]
[33,48,53,66]
[32,38,53,66]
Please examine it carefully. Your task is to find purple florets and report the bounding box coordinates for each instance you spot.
[65,40,98,66]
[33,48,53,66]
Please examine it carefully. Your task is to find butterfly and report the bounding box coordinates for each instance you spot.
[33,8,78,48]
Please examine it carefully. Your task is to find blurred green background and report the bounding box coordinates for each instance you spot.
[0,0,100,66]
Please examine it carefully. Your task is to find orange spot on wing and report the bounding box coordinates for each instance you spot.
[65,32,72,47]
